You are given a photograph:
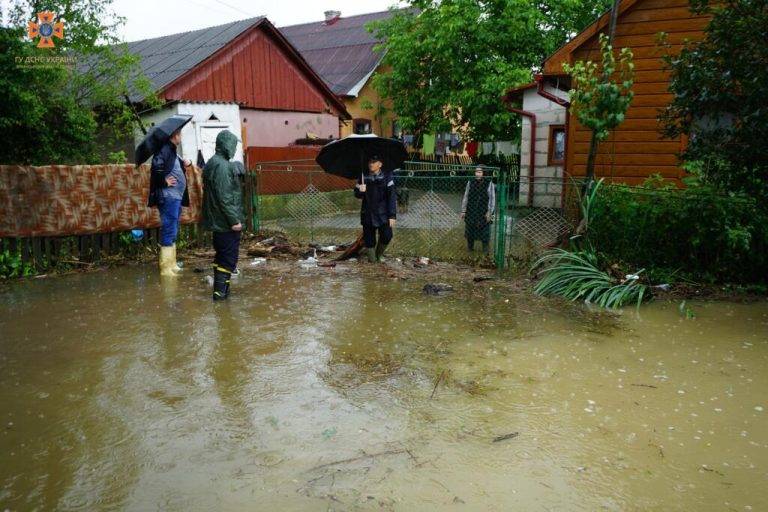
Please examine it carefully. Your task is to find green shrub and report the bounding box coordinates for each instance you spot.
[588,178,768,284]
[0,249,35,279]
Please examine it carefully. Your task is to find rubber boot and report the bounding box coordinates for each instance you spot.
[375,242,388,262]
[366,247,377,263]
[159,246,180,277]
[171,244,183,272]
[212,266,231,301]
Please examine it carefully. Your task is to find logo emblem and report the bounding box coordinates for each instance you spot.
[27,11,64,48]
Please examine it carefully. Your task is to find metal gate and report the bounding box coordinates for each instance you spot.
[247,160,510,267]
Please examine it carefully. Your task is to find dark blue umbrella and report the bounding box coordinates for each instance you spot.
[135,114,193,166]
[315,134,408,180]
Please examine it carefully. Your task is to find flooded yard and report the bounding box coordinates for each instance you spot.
[1,264,766,511]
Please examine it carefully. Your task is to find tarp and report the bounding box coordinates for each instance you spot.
[0,164,203,237]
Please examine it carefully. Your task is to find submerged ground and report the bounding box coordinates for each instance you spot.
[0,262,766,511]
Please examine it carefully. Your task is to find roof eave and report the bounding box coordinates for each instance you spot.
[541,0,642,76]
[344,55,385,97]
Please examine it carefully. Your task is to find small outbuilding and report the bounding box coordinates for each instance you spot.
[126,17,350,165]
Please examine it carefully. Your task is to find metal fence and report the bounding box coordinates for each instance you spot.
[248,159,579,269]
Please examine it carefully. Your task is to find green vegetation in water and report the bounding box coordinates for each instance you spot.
[531,248,647,309]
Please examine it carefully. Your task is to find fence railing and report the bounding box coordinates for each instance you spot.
[246,158,585,269]
[0,163,208,276]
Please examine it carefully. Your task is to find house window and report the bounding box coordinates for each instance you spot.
[392,120,403,139]
[353,118,372,135]
[548,125,566,165]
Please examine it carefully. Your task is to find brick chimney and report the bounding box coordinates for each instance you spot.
[324,10,341,24]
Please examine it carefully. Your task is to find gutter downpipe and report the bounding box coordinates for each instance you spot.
[536,78,571,210]
[507,107,536,207]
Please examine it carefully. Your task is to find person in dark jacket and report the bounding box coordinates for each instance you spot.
[201,130,244,300]
[355,155,397,262]
[460,166,496,253]
[149,129,192,276]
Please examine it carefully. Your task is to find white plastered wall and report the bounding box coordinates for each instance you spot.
[518,85,568,208]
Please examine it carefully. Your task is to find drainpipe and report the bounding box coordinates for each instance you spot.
[535,78,571,209]
[507,107,536,207]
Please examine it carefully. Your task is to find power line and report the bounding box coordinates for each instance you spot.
[210,0,255,17]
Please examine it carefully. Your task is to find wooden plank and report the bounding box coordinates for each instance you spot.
[626,93,674,107]
[572,141,682,154]
[571,163,681,177]
[573,119,663,132]
[21,238,31,265]
[31,237,43,271]
[44,237,51,264]
[577,30,705,52]
[632,0,693,10]
[573,130,680,143]
[631,82,673,95]
[52,237,61,265]
[572,152,679,166]
[620,6,710,24]
[624,106,666,119]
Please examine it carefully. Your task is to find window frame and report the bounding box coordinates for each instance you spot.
[548,124,566,166]
[353,118,372,135]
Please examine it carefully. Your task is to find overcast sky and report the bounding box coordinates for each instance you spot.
[111,0,404,42]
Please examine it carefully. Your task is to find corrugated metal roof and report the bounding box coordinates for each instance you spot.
[279,10,401,96]
[124,17,264,98]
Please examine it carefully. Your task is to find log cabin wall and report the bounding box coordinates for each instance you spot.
[547,0,712,185]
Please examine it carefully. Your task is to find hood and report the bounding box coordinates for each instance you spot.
[215,130,238,160]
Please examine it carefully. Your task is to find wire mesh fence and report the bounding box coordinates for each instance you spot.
[248,159,579,269]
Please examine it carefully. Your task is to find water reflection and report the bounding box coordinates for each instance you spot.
[0,265,766,511]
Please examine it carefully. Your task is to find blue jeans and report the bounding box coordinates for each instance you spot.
[158,197,182,247]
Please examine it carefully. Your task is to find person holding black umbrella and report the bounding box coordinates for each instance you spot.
[355,155,397,263]
[315,134,407,262]
[148,127,192,276]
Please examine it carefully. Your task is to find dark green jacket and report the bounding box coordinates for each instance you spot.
[202,130,244,232]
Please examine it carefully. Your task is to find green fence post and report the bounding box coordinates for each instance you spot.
[251,170,260,233]
[494,173,509,270]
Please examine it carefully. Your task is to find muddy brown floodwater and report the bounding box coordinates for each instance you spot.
[0,263,767,511]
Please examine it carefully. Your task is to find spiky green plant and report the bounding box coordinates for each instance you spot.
[532,248,647,309]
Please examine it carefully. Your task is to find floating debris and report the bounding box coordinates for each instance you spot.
[423,283,454,295]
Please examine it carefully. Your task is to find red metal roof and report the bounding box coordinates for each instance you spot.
[280,10,409,96]
[126,17,349,117]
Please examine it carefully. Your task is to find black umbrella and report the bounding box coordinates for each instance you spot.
[315,134,408,179]
[135,114,193,166]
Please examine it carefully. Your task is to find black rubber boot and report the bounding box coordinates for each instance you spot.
[212,267,231,301]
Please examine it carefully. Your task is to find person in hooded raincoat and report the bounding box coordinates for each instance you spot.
[149,129,192,276]
[354,155,397,262]
[460,166,496,253]
[201,130,244,300]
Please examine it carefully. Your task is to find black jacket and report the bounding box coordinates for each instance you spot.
[148,141,190,207]
[355,171,397,227]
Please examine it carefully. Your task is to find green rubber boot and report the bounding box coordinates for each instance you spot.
[375,242,388,262]
[366,247,377,263]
